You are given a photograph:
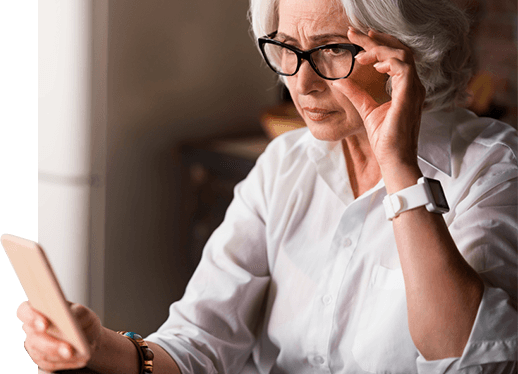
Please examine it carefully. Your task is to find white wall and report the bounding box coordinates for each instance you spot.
[102,0,278,335]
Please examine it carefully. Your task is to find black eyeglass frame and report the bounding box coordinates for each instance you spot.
[258,32,364,80]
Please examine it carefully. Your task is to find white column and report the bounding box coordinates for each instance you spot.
[39,0,106,311]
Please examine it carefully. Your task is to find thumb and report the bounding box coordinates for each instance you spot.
[331,78,380,122]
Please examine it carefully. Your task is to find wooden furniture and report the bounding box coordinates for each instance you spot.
[179,135,269,267]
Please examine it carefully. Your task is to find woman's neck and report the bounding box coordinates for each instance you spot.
[342,133,382,199]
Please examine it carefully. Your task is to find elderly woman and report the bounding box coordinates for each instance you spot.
[19,0,517,373]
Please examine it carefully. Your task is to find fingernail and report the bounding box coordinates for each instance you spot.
[355,51,366,59]
[36,320,46,331]
[59,345,72,359]
[373,62,381,69]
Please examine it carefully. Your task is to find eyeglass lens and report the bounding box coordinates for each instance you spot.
[262,43,354,79]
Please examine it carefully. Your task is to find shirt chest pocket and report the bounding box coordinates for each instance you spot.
[352,265,418,373]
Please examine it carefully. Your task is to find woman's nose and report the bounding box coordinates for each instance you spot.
[295,60,325,95]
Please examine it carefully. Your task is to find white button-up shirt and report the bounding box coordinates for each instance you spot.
[147,107,517,373]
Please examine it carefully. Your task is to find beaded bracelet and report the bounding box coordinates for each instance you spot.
[117,331,154,374]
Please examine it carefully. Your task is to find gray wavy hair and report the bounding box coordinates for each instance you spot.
[249,0,473,112]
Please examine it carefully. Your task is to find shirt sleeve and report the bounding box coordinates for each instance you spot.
[145,149,273,374]
[417,158,518,373]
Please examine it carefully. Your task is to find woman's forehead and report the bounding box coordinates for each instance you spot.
[277,0,349,38]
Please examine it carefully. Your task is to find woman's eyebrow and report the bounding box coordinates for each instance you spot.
[274,32,298,43]
[275,32,349,44]
[312,33,349,43]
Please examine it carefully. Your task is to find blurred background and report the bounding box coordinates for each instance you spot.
[34,0,518,342]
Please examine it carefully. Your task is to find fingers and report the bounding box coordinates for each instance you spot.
[18,301,90,372]
[356,29,409,50]
[348,28,415,68]
[331,77,380,121]
[24,329,73,361]
[24,329,89,372]
[346,27,425,106]
[348,28,410,55]
[373,58,412,83]
[18,301,49,332]
[363,49,413,75]
[70,302,102,346]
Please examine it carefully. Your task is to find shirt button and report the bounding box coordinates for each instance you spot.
[314,355,325,365]
[342,237,352,247]
[322,295,333,305]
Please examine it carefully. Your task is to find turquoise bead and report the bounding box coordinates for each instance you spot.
[125,332,143,340]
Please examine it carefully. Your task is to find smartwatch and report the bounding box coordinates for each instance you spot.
[383,177,449,220]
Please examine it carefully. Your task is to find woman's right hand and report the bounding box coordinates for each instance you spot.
[17,301,103,373]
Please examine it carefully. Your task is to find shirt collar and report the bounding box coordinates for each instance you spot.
[305,134,354,205]
[417,109,457,177]
[306,135,339,163]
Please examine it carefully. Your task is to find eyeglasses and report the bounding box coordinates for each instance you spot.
[258,32,363,80]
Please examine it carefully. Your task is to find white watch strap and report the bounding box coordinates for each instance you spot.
[383,182,429,220]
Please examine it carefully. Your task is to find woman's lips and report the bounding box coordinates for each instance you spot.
[302,107,336,121]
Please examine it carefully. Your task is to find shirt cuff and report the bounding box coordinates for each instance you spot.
[146,332,218,374]
[458,286,517,368]
[416,286,517,373]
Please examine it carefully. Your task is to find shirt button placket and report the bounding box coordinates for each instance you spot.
[322,294,333,306]
[314,355,325,365]
[308,354,327,367]
[342,237,352,247]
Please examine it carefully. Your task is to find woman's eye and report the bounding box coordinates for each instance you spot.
[323,47,346,56]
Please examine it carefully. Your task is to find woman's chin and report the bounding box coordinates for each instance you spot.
[305,118,353,142]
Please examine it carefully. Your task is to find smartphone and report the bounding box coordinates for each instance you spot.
[1,234,90,356]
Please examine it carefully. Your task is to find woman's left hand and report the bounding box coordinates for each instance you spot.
[334,27,426,170]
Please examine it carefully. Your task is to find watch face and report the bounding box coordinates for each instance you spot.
[427,179,449,211]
